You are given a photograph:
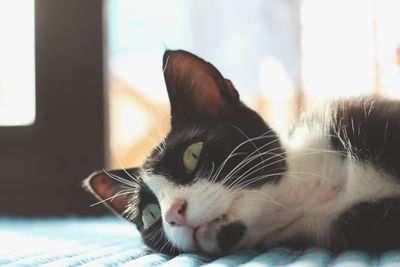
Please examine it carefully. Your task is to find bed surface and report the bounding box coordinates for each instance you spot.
[1,217,400,267]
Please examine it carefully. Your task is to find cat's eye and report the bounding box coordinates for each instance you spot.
[183,142,203,173]
[142,203,161,229]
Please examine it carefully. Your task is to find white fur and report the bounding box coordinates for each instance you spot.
[142,172,235,253]
[141,105,400,254]
[258,120,400,247]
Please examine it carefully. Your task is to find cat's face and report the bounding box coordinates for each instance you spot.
[84,50,287,255]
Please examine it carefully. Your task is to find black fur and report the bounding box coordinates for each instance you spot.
[146,121,285,188]
[330,97,400,178]
[136,49,286,254]
[328,97,400,253]
[143,49,286,188]
[332,198,400,253]
[104,169,180,255]
[86,50,400,256]
[217,222,246,253]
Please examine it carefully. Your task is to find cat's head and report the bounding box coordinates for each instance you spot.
[83,50,287,256]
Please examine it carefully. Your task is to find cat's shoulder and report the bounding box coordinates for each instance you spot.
[304,96,400,178]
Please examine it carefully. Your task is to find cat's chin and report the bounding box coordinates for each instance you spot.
[191,217,247,255]
[164,215,229,254]
[193,215,224,243]
[192,215,225,253]
[182,209,304,255]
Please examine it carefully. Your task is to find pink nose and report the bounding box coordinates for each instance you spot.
[165,199,187,226]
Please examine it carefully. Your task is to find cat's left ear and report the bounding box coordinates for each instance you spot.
[82,168,140,218]
[163,50,242,125]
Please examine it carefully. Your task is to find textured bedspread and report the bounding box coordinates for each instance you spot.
[1,217,400,266]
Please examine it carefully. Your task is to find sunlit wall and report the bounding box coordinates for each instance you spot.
[301,0,400,99]
[107,0,400,168]
[107,0,299,167]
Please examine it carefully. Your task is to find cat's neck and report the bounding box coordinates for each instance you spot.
[258,121,400,246]
[281,124,346,208]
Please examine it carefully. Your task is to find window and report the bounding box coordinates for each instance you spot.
[0,0,35,126]
[301,0,400,99]
[1,0,105,216]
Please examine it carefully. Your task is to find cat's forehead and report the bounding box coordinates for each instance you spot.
[167,124,225,144]
[147,124,222,162]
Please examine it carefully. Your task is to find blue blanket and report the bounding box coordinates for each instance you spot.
[1,217,399,266]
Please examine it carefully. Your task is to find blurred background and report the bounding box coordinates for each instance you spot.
[1,0,399,215]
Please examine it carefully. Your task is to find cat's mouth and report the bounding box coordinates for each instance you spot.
[191,215,247,254]
[190,195,247,253]
[192,215,226,246]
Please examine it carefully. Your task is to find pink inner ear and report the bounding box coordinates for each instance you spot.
[163,50,240,121]
[193,72,232,118]
[85,171,130,215]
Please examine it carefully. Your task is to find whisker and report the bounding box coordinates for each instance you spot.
[218,133,286,184]
[228,172,302,193]
[221,145,283,185]
[211,152,247,184]
[228,169,334,193]
[163,55,170,72]
[115,154,144,185]
[229,147,347,189]
[234,190,288,210]
[103,169,139,187]
[232,125,266,163]
[211,132,281,181]
[90,189,135,207]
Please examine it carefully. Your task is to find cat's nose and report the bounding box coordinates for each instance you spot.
[165,199,187,226]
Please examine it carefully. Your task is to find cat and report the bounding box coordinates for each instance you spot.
[83,50,400,256]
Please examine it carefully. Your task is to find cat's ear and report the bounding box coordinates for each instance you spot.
[163,50,241,125]
[83,168,140,218]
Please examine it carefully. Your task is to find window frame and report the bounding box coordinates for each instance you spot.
[0,0,108,215]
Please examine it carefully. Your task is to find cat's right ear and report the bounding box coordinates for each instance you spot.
[163,50,243,126]
[82,168,140,219]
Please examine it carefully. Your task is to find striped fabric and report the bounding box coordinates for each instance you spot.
[1,217,400,266]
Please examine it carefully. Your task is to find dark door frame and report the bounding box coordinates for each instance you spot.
[0,0,108,215]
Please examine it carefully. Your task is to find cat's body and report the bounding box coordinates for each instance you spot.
[263,98,400,252]
[84,50,400,256]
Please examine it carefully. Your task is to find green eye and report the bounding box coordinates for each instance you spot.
[142,203,161,229]
[183,142,203,173]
